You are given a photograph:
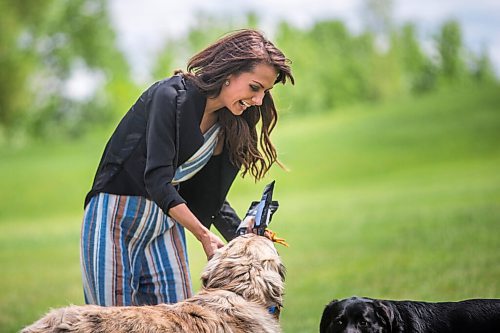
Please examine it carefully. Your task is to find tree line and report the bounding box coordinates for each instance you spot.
[0,1,497,144]
[270,19,496,114]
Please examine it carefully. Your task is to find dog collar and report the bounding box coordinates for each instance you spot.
[268,305,278,315]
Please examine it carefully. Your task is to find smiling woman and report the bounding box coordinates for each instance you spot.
[79,29,294,308]
[212,63,277,116]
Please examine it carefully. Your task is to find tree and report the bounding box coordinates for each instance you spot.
[435,20,465,83]
[361,0,395,37]
[0,0,132,140]
[152,12,259,80]
[396,23,437,93]
[471,46,496,83]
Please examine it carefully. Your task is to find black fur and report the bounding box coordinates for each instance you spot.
[320,296,500,333]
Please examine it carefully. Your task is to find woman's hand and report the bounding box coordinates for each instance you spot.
[198,230,225,260]
[168,203,225,259]
[240,215,256,234]
[239,216,287,245]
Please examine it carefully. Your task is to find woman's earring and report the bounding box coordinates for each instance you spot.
[224,80,230,86]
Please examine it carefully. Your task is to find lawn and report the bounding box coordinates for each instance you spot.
[1,83,499,332]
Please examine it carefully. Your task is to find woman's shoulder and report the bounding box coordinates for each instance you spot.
[159,74,186,88]
[141,74,204,116]
[138,75,188,110]
[148,74,186,96]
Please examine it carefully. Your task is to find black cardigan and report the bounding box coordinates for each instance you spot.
[84,75,241,241]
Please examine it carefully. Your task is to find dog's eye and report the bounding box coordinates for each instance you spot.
[359,320,368,327]
[336,319,343,326]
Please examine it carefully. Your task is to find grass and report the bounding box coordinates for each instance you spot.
[1,83,499,332]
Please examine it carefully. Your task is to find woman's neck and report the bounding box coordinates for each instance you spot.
[204,96,223,114]
[200,97,223,133]
[200,109,219,134]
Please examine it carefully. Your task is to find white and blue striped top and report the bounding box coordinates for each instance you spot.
[172,123,221,184]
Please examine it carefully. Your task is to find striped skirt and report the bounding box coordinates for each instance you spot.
[80,193,193,306]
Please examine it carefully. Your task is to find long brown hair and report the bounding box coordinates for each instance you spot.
[183,29,294,181]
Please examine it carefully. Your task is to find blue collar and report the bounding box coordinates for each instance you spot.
[268,305,278,315]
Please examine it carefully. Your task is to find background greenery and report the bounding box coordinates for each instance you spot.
[1,0,499,332]
[1,0,497,142]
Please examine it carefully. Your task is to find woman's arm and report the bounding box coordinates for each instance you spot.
[169,203,224,259]
[212,200,242,241]
[144,79,187,212]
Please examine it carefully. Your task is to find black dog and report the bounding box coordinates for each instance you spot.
[320,296,500,333]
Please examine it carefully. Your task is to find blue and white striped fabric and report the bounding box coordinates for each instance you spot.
[80,123,221,306]
[81,193,192,306]
[172,122,221,184]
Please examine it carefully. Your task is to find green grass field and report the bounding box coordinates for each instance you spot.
[1,83,499,332]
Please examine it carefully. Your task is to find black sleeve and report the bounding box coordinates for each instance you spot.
[144,81,186,214]
[212,200,242,242]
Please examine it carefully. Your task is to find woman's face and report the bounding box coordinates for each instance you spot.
[219,63,277,116]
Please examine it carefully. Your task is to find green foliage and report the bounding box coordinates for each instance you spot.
[271,16,495,115]
[0,0,134,142]
[436,20,466,83]
[273,21,380,113]
[1,3,498,143]
[0,1,38,130]
[470,46,497,83]
[396,23,437,93]
[152,12,257,80]
[361,0,395,35]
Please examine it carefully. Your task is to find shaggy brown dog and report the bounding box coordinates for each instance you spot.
[22,234,286,333]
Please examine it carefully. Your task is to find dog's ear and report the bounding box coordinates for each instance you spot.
[200,249,223,287]
[320,300,338,333]
[373,300,399,333]
[262,259,286,282]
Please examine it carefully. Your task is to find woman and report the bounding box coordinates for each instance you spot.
[80,29,294,307]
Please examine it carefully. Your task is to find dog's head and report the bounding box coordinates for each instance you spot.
[320,297,398,333]
[200,234,286,316]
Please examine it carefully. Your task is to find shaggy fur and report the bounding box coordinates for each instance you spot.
[320,296,500,333]
[22,234,286,333]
